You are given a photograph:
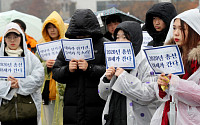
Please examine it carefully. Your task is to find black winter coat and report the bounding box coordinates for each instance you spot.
[145,2,177,47]
[104,31,115,41]
[52,9,108,125]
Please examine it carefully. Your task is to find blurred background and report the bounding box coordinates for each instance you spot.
[0,0,198,41]
[0,0,199,22]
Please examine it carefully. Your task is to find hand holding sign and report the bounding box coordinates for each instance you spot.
[69,59,88,72]
[143,45,184,91]
[69,59,78,72]
[157,73,171,91]
[46,60,55,68]
[8,76,19,88]
[105,67,115,80]
[115,67,125,77]
[78,59,88,71]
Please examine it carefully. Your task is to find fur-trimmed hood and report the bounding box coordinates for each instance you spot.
[165,39,200,64]
[188,45,200,64]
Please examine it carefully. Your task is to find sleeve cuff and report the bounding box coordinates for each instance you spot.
[103,76,110,83]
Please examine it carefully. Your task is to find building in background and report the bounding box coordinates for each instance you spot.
[0,0,198,23]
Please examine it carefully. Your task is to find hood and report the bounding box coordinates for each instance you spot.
[0,22,27,56]
[165,9,200,64]
[145,2,177,43]
[114,21,143,56]
[165,9,200,43]
[42,11,66,42]
[65,9,103,40]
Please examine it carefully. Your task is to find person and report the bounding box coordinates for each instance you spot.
[0,19,38,54]
[52,9,108,125]
[98,21,159,125]
[104,14,122,41]
[150,8,200,125]
[0,23,44,124]
[145,2,177,47]
[36,11,67,125]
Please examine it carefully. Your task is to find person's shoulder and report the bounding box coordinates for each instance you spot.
[26,34,37,42]
[25,34,38,49]
[98,37,110,43]
[0,36,2,42]
[37,38,45,44]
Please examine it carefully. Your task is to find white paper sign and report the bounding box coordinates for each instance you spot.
[142,31,153,47]
[36,40,62,61]
[0,57,25,78]
[61,38,95,61]
[104,42,135,69]
[143,45,184,75]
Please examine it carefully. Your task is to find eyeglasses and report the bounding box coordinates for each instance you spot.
[5,35,20,41]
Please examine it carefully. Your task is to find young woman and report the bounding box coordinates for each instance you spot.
[37,11,67,125]
[0,23,44,125]
[98,21,159,125]
[151,9,200,125]
[145,2,177,47]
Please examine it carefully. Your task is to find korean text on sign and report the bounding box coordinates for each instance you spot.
[142,31,153,47]
[61,38,95,61]
[104,42,135,69]
[143,45,184,75]
[36,40,62,61]
[0,57,25,78]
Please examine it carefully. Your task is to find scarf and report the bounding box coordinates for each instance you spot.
[105,70,131,125]
[5,46,23,57]
[105,91,127,125]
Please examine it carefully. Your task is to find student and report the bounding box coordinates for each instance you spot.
[0,23,44,125]
[37,11,67,125]
[104,14,122,41]
[52,9,108,125]
[145,2,177,47]
[98,21,158,125]
[151,9,200,125]
[12,19,38,54]
[0,19,38,54]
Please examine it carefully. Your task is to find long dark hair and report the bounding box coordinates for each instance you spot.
[178,19,200,75]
